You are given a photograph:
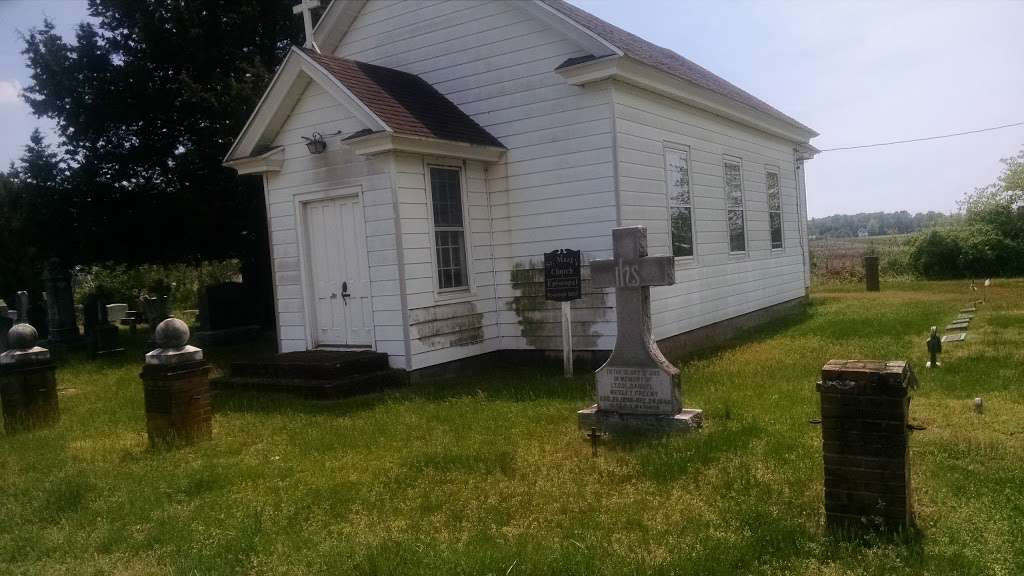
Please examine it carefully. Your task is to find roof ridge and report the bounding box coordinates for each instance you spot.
[540,0,815,135]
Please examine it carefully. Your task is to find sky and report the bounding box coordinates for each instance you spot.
[1,0,1022,218]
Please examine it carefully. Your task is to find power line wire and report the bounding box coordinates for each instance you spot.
[818,120,1024,152]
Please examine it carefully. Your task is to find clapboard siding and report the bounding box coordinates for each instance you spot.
[611,82,809,340]
[264,79,406,368]
[334,0,617,365]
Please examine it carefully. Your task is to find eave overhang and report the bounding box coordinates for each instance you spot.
[557,55,819,145]
[223,146,285,175]
[346,132,506,163]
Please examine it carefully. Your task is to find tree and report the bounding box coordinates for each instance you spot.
[19,0,318,325]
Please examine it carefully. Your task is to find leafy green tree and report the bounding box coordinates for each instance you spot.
[18,0,318,325]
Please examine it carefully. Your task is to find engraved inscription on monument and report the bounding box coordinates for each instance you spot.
[597,366,675,414]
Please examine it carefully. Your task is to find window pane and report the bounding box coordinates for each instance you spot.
[666,150,690,207]
[435,230,467,289]
[724,161,743,208]
[670,207,693,257]
[766,171,781,211]
[770,212,783,249]
[728,209,745,252]
[430,168,463,228]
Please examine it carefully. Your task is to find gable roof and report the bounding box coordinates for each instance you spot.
[302,50,504,148]
[540,0,815,136]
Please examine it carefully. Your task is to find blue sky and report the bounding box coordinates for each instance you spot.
[1,0,1022,217]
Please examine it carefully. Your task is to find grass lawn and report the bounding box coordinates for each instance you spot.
[1,280,1022,575]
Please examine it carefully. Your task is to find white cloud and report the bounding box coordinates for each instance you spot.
[0,80,23,104]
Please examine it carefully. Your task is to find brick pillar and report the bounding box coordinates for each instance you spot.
[0,323,59,433]
[141,318,212,448]
[863,256,880,292]
[818,360,916,532]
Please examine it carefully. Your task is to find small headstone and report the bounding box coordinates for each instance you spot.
[106,303,129,324]
[863,255,880,292]
[957,313,975,320]
[194,283,261,345]
[140,295,170,327]
[15,291,29,322]
[577,226,702,432]
[974,397,984,414]
[941,333,967,343]
[960,306,977,314]
[945,323,969,332]
[84,294,124,358]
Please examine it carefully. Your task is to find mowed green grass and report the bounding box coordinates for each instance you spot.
[1,280,1022,575]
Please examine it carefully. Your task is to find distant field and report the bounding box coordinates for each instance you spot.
[810,234,914,283]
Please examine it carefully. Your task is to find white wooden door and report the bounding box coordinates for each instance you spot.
[304,196,372,347]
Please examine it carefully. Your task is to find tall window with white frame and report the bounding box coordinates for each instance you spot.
[724,157,746,252]
[766,168,783,250]
[665,148,694,258]
[429,166,468,290]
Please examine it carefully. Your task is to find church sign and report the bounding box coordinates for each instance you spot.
[544,249,581,302]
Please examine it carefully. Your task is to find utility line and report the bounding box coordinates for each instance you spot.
[817,120,1024,152]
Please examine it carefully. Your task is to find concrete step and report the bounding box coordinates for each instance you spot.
[229,350,390,381]
[211,368,408,400]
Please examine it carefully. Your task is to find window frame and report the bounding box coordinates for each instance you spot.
[765,166,784,251]
[664,145,696,261]
[723,155,747,254]
[425,162,472,294]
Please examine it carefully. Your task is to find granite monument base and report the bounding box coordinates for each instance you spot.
[577,405,703,433]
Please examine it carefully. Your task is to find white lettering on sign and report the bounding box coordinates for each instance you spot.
[614,260,640,287]
[595,366,675,414]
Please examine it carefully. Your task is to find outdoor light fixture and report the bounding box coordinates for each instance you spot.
[302,132,328,155]
[301,130,344,155]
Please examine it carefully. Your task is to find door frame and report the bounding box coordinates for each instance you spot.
[294,185,374,350]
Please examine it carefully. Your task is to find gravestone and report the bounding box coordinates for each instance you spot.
[26,294,49,340]
[0,313,11,352]
[194,283,260,344]
[42,260,79,344]
[818,360,916,532]
[141,295,170,326]
[864,255,880,292]
[106,304,128,324]
[140,318,212,447]
[941,333,966,343]
[577,226,703,432]
[83,294,124,358]
[15,291,29,322]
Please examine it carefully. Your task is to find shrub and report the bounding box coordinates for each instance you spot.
[908,229,962,279]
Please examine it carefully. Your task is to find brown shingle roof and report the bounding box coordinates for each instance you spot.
[302,49,505,148]
[542,0,816,135]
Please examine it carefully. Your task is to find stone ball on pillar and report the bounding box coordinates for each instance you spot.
[154,318,190,349]
[8,323,39,351]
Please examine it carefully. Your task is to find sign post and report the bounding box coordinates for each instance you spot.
[544,249,582,378]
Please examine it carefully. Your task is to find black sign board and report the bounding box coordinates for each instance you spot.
[544,249,582,302]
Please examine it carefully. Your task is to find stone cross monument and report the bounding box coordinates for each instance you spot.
[578,226,703,432]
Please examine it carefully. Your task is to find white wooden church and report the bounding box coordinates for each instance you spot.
[225,0,818,372]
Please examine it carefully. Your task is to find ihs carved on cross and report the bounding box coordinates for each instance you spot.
[293,0,321,52]
[591,226,676,367]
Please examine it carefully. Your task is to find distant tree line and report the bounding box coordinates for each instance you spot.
[808,211,954,239]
